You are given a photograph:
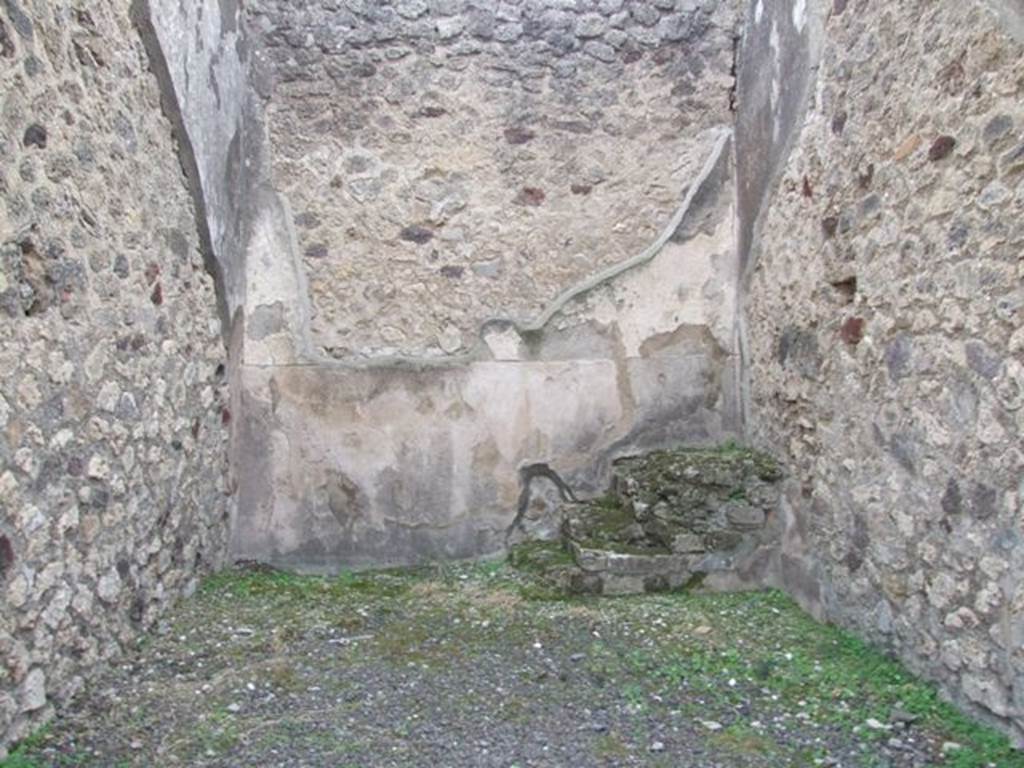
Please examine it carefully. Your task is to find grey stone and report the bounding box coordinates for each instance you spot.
[22,124,46,149]
[630,5,660,26]
[429,0,466,14]
[97,569,122,603]
[657,13,693,41]
[962,674,1011,718]
[1001,142,1024,175]
[724,501,766,530]
[965,340,1003,380]
[778,327,821,378]
[884,334,913,381]
[436,16,466,38]
[396,0,429,18]
[545,29,577,53]
[574,13,607,37]
[705,529,744,551]
[19,670,45,712]
[671,533,705,553]
[493,22,523,41]
[941,478,962,516]
[2,0,33,40]
[495,4,521,22]
[605,28,627,47]
[467,9,496,37]
[582,39,616,61]
[968,483,998,520]
[982,114,1013,144]
[571,542,688,577]
[471,260,502,278]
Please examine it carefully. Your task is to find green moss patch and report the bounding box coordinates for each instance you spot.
[6,566,1022,768]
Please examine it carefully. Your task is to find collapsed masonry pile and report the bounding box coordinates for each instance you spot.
[511,445,783,595]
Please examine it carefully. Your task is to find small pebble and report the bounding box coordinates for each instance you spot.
[890,706,917,724]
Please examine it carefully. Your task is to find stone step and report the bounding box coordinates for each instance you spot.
[509,444,784,596]
[610,444,783,509]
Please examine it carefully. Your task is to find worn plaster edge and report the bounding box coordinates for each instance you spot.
[264,183,318,360]
[733,0,827,433]
[735,1,826,294]
[129,0,232,338]
[518,126,734,332]
[254,126,734,372]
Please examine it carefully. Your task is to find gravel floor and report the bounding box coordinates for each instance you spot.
[7,563,1022,768]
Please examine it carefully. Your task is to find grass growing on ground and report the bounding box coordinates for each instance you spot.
[4,563,1022,768]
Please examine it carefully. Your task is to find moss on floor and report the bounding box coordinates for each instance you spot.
[4,562,1022,768]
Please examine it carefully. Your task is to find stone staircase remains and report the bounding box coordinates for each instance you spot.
[509,445,783,595]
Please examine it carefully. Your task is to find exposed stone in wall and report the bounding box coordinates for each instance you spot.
[244,0,741,358]
[0,0,229,750]
[742,0,1024,742]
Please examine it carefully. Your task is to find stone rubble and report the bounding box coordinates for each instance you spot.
[510,445,783,595]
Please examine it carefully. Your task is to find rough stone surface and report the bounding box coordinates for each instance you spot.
[0,0,230,751]
[510,445,783,596]
[741,0,1024,745]
[244,0,742,358]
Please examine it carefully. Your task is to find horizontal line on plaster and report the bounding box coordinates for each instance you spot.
[241,351,734,372]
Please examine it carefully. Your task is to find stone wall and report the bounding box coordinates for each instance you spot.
[0,0,230,751]
[245,0,740,358]
[741,0,1024,742]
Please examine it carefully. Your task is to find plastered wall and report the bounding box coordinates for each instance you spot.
[212,0,749,568]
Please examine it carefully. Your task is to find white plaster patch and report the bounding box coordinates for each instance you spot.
[755,0,764,24]
[792,0,806,32]
[482,326,524,361]
[437,323,464,354]
[612,224,731,358]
